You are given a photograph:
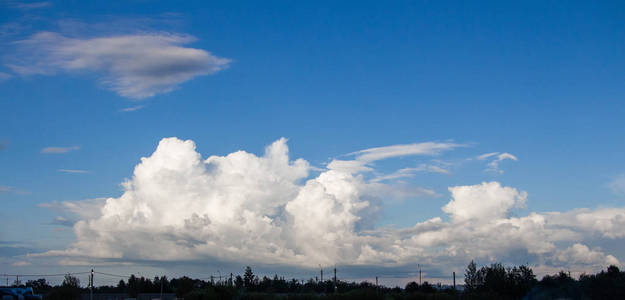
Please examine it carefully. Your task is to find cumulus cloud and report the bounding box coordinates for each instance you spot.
[35,138,624,278]
[443,182,527,222]
[554,243,619,267]
[40,145,80,154]
[8,32,230,99]
[477,152,518,174]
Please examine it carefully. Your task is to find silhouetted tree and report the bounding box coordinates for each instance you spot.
[404,281,419,293]
[235,275,244,289]
[243,266,255,289]
[464,260,479,291]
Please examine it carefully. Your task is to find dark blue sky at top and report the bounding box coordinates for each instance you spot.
[0,0,624,276]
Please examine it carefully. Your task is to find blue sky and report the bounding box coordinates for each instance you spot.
[1,0,625,286]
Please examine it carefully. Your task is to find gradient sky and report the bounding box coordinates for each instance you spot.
[1,0,625,287]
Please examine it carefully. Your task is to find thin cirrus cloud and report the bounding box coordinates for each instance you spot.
[57,169,89,174]
[40,145,80,154]
[7,31,231,99]
[477,152,518,174]
[5,1,52,10]
[120,105,145,112]
[328,142,462,174]
[609,174,625,196]
[32,138,624,279]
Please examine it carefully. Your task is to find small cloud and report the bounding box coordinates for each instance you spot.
[11,261,32,267]
[0,186,12,193]
[49,216,76,227]
[41,145,80,154]
[477,152,518,174]
[372,164,449,183]
[8,32,231,99]
[349,142,463,163]
[0,72,12,81]
[609,174,625,196]
[58,169,89,174]
[477,152,499,160]
[120,105,144,112]
[0,140,8,151]
[38,198,106,220]
[8,1,52,9]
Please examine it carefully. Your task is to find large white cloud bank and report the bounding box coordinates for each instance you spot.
[41,138,624,274]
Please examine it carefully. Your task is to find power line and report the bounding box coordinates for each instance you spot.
[93,271,130,278]
[2,272,90,277]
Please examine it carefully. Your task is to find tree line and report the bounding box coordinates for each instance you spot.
[10,263,625,299]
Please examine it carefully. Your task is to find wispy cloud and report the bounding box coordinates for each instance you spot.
[38,198,106,220]
[8,32,231,99]
[40,145,80,154]
[0,185,12,193]
[11,261,32,267]
[477,152,518,174]
[0,72,11,81]
[120,105,144,112]
[58,169,89,174]
[372,164,450,183]
[349,142,462,163]
[49,216,76,227]
[329,142,463,175]
[6,1,52,10]
[609,174,625,196]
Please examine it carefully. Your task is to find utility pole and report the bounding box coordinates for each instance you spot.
[89,269,94,300]
[333,266,337,293]
[376,276,379,295]
[230,273,233,287]
[418,264,422,285]
[160,275,163,300]
[319,265,323,282]
[453,272,456,290]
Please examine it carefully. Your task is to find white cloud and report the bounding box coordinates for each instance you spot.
[40,145,80,154]
[372,164,449,183]
[443,182,527,222]
[477,152,518,174]
[555,243,619,267]
[6,1,52,9]
[38,198,107,220]
[34,138,624,278]
[8,32,230,99]
[609,174,625,196]
[50,216,75,227]
[0,185,12,192]
[11,261,32,267]
[58,169,89,174]
[120,105,145,112]
[0,72,11,81]
[350,142,462,163]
